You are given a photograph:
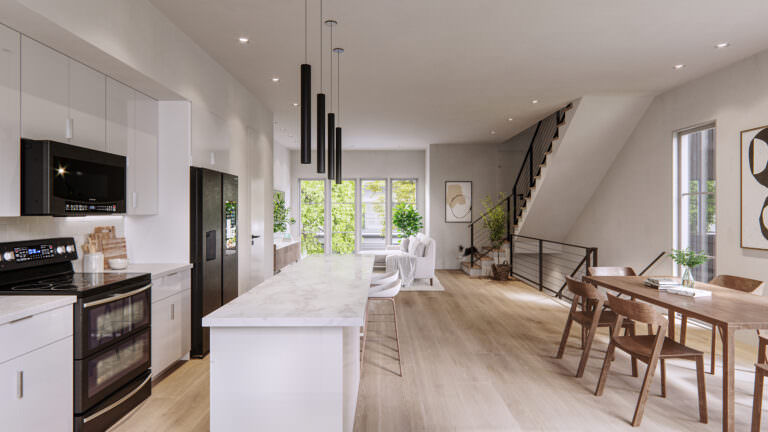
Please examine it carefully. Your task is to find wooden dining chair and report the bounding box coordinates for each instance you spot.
[751,330,768,432]
[556,276,637,378]
[595,294,707,427]
[587,266,654,336]
[680,275,766,374]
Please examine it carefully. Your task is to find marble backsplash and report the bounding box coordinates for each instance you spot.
[0,216,126,271]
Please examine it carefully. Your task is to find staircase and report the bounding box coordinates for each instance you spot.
[462,103,572,277]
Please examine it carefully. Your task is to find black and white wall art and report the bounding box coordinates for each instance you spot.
[741,126,768,250]
[445,181,472,223]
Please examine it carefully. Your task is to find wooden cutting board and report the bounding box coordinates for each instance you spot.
[101,237,127,267]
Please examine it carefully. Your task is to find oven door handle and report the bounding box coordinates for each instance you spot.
[82,373,152,424]
[83,284,152,309]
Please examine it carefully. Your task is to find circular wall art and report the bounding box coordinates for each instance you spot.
[750,128,768,188]
[762,196,768,241]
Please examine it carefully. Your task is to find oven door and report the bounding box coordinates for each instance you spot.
[74,328,151,414]
[75,283,151,359]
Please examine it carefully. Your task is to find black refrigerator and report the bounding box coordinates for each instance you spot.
[190,167,239,358]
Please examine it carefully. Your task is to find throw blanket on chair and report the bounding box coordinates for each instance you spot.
[386,253,416,287]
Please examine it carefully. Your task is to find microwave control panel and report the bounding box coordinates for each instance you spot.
[65,201,120,214]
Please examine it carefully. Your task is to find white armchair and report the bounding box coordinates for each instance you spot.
[412,237,436,283]
[360,235,436,286]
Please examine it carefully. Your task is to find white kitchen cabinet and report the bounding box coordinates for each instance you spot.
[68,60,105,151]
[128,91,158,215]
[0,336,73,432]
[20,36,69,143]
[150,268,191,377]
[0,25,20,217]
[106,77,133,157]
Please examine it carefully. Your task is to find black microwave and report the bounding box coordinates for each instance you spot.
[21,139,126,216]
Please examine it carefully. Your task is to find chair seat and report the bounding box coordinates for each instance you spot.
[614,335,703,360]
[572,310,634,328]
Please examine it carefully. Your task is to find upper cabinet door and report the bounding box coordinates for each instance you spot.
[20,36,68,142]
[130,91,158,215]
[106,78,134,156]
[69,60,105,151]
[0,25,20,217]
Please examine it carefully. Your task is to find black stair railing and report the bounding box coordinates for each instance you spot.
[467,103,571,270]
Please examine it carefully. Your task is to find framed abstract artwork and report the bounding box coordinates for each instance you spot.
[445,181,472,223]
[741,126,768,250]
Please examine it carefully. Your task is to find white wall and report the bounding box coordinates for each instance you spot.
[289,149,426,241]
[566,49,768,285]
[428,142,525,269]
[273,144,292,206]
[1,0,274,292]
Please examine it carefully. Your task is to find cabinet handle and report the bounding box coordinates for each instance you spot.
[132,192,137,209]
[171,303,175,320]
[17,371,23,399]
[66,118,73,139]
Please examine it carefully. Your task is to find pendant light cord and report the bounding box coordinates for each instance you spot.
[319,0,323,91]
[330,24,334,111]
[304,0,308,63]
[337,51,341,124]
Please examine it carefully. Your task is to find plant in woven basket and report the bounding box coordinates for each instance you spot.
[669,248,710,287]
[481,194,509,279]
[392,203,423,237]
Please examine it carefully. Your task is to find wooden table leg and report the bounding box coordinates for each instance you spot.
[668,309,675,341]
[722,325,735,432]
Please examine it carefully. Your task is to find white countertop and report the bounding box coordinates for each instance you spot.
[0,296,77,326]
[203,255,374,328]
[85,263,193,279]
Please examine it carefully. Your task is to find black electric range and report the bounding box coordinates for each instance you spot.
[0,237,153,432]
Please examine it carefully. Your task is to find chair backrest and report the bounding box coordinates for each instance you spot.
[587,266,637,277]
[566,276,604,302]
[369,278,401,298]
[709,274,765,294]
[607,294,667,329]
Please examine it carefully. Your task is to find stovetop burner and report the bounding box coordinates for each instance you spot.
[0,271,151,297]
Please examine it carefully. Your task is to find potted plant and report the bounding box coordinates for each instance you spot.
[669,248,710,287]
[392,203,423,240]
[481,194,509,280]
[273,194,296,238]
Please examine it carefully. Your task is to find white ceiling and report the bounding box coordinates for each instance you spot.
[150,0,768,150]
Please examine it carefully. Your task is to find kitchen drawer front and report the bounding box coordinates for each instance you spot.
[151,269,188,303]
[0,304,73,364]
[0,335,73,432]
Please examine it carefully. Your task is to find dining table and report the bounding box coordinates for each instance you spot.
[583,275,768,432]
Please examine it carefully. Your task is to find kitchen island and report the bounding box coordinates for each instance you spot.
[202,255,374,432]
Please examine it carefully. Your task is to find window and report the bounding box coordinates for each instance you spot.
[676,125,716,282]
[300,180,325,255]
[360,180,386,251]
[391,179,417,244]
[331,180,356,254]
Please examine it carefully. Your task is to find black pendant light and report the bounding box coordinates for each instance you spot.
[315,0,325,173]
[325,19,337,179]
[300,0,311,164]
[333,47,344,184]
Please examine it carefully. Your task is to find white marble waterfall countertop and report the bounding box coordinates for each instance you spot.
[203,255,374,327]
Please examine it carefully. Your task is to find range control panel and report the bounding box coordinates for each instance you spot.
[0,237,78,271]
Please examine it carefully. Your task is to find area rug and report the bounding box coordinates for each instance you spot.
[402,277,444,291]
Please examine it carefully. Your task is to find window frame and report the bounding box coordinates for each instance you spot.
[359,178,388,251]
[330,178,358,254]
[674,122,717,279]
[298,178,328,256]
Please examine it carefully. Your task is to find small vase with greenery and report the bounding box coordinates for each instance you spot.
[392,203,423,240]
[669,248,710,288]
[273,194,296,236]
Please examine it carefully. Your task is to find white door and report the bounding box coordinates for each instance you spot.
[0,25,20,217]
[129,91,158,215]
[106,77,133,156]
[20,36,68,142]
[68,60,105,150]
[248,126,273,287]
[0,337,73,432]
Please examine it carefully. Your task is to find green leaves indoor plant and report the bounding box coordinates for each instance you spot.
[392,203,423,239]
[669,248,710,287]
[481,193,509,279]
[273,194,296,235]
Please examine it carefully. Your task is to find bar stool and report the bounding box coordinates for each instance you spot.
[371,270,399,286]
[362,278,402,376]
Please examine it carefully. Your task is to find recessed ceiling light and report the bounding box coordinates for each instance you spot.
[673,64,686,70]
[507,117,514,122]
[715,42,730,49]
[238,37,249,44]
[292,102,299,107]
[490,130,496,135]
[271,77,280,83]
[531,99,539,104]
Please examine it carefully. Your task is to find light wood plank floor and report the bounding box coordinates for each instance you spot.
[113,270,764,431]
